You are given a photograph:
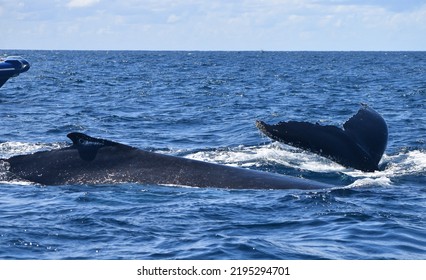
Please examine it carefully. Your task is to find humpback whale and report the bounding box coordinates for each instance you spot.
[1,132,332,190]
[256,105,388,172]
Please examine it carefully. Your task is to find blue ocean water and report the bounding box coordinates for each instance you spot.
[0,51,425,259]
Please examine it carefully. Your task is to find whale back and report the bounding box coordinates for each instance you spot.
[3,133,332,189]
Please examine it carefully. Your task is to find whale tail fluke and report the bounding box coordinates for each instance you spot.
[256,105,388,172]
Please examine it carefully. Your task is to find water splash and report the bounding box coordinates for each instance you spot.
[185,142,345,172]
[184,144,426,188]
[0,141,66,159]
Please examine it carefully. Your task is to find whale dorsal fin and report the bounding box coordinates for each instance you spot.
[67,132,119,147]
[343,105,388,166]
[67,133,120,161]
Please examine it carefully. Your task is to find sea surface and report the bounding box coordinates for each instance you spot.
[0,51,425,259]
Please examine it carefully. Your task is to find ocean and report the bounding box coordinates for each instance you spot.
[0,50,425,259]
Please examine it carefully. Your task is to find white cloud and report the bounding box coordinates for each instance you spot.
[1,0,425,50]
[167,14,180,24]
[67,0,100,9]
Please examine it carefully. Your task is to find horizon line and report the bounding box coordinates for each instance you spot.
[3,48,426,52]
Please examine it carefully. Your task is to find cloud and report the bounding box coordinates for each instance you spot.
[167,14,180,24]
[1,0,425,50]
[67,0,100,9]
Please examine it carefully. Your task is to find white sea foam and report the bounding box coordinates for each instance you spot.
[344,177,393,189]
[184,143,425,188]
[0,179,34,186]
[0,141,65,159]
[344,150,426,179]
[185,143,346,172]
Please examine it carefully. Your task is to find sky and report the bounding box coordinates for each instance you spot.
[1,0,426,51]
